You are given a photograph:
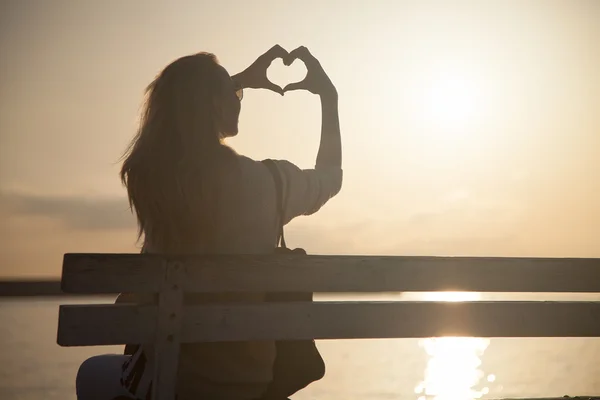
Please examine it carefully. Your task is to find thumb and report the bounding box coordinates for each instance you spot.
[262,79,284,96]
[283,80,306,93]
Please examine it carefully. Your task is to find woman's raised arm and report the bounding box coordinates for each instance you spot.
[283,46,341,169]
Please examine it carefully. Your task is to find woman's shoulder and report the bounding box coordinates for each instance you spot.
[236,154,268,175]
[236,154,342,183]
[234,155,279,193]
[234,154,343,221]
[235,154,292,176]
[236,154,298,174]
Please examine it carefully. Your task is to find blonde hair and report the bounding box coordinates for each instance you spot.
[120,53,239,253]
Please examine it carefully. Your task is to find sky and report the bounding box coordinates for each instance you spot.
[0,0,599,278]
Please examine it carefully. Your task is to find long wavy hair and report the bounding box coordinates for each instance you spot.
[120,53,240,253]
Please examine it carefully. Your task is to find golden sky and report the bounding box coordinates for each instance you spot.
[1,0,599,278]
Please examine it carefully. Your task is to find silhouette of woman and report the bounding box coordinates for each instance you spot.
[75,45,342,400]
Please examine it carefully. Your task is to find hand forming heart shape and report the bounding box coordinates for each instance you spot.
[235,45,335,97]
[266,57,308,94]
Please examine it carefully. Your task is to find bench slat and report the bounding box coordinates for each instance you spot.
[62,253,164,294]
[62,254,600,294]
[61,254,166,294]
[57,304,156,346]
[57,301,600,346]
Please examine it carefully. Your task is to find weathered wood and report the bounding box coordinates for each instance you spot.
[152,262,184,400]
[57,303,156,346]
[181,301,600,340]
[56,301,600,346]
[61,253,164,294]
[62,254,600,294]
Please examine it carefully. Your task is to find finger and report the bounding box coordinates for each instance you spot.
[284,46,314,66]
[263,44,288,63]
[270,44,289,57]
[283,47,303,66]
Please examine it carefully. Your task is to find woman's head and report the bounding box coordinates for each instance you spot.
[150,52,242,138]
[120,52,242,252]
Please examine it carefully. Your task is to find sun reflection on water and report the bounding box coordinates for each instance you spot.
[414,292,494,400]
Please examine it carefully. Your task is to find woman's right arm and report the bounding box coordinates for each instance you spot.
[284,46,341,170]
[232,44,341,170]
[316,91,341,169]
[263,47,342,224]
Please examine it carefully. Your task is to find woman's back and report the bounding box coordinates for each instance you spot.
[137,154,342,399]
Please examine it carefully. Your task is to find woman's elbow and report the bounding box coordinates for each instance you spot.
[330,169,343,198]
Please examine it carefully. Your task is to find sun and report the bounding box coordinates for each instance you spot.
[426,77,478,125]
[413,70,483,132]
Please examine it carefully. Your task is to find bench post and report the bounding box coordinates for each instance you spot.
[152,261,184,400]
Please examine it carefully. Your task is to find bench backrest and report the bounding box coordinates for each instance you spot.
[57,254,600,400]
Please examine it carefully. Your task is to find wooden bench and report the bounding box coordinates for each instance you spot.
[57,254,600,400]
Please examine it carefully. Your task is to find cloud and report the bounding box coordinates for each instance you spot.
[0,191,136,231]
[407,188,521,229]
[0,187,522,254]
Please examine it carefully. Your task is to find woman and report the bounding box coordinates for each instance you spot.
[75,44,342,400]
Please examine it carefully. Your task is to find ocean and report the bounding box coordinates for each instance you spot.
[1,293,600,400]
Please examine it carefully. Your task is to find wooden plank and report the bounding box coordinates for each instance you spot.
[180,301,600,341]
[62,253,600,294]
[57,304,157,346]
[152,261,184,400]
[61,253,164,294]
[183,255,600,293]
[56,301,600,346]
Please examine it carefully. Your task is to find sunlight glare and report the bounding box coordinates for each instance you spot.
[413,291,494,400]
[426,77,478,124]
[412,67,485,137]
[416,337,491,400]
[420,291,482,302]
